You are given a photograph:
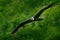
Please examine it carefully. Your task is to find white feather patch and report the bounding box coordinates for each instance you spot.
[30,17,34,20]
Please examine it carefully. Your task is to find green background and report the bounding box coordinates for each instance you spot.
[0,0,60,40]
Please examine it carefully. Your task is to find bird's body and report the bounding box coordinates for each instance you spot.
[30,17,35,20]
[11,2,56,35]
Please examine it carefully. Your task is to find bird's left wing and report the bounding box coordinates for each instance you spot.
[11,19,32,34]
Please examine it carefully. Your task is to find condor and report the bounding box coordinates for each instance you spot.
[11,2,56,35]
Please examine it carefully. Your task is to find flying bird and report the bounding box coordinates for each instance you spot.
[11,2,55,35]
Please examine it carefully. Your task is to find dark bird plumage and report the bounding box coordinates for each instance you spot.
[11,2,55,35]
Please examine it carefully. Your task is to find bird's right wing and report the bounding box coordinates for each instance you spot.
[34,2,55,19]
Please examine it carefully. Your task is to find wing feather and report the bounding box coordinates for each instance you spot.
[34,2,55,19]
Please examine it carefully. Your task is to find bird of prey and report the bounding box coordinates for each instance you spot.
[11,2,55,35]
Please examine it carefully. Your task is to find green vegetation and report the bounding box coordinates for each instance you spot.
[0,0,60,40]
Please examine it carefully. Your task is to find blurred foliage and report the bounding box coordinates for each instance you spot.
[0,0,60,40]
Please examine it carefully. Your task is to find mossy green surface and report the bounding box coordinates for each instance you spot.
[0,0,60,40]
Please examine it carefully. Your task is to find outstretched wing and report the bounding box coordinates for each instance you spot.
[11,19,32,34]
[34,2,55,19]
[11,18,44,35]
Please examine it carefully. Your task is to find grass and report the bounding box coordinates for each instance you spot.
[0,0,60,40]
